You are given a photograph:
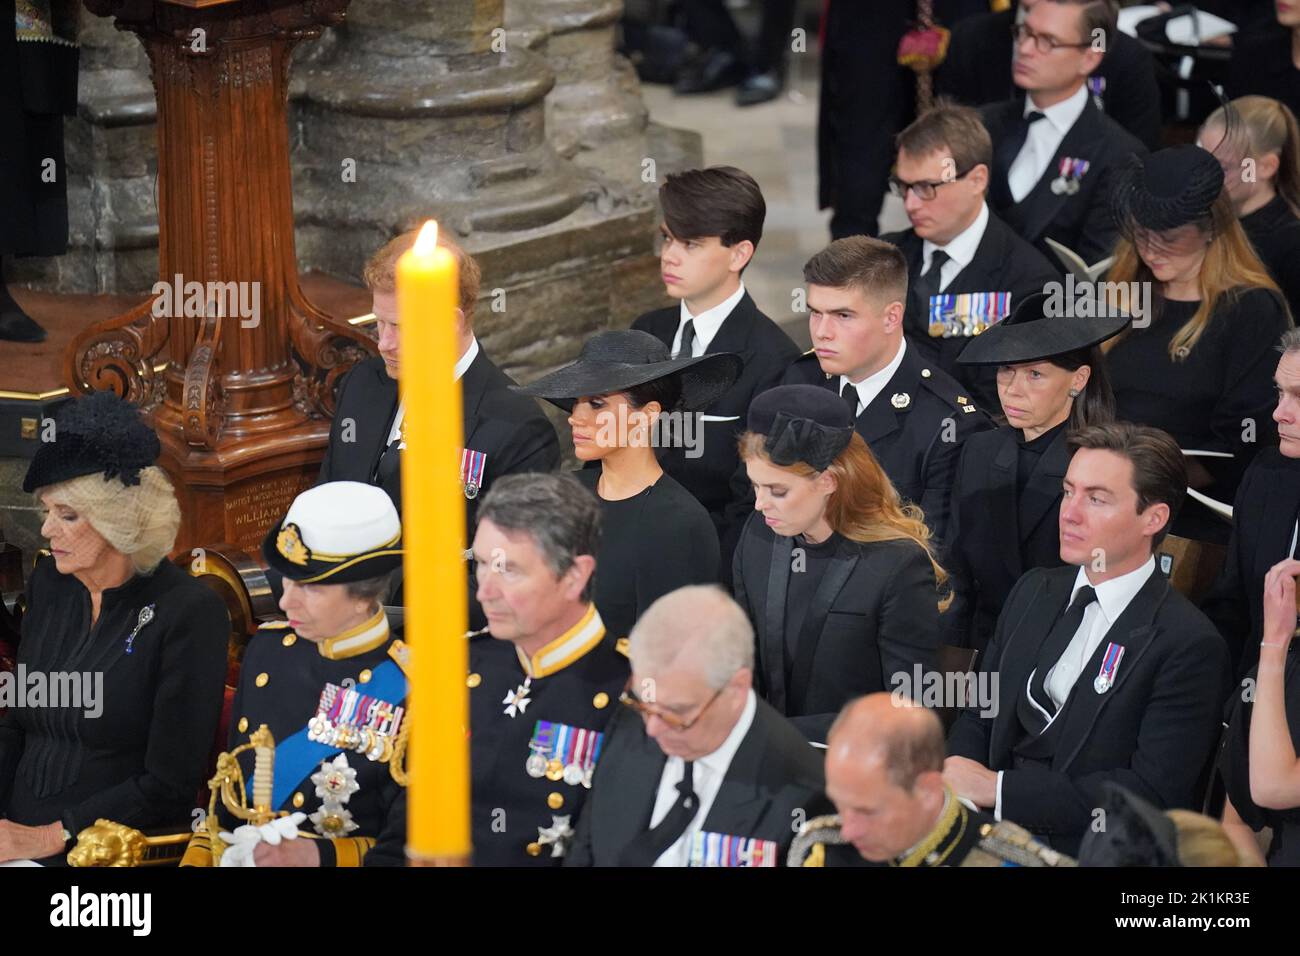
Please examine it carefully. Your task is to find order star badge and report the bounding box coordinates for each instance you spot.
[537,814,574,858]
[502,676,532,718]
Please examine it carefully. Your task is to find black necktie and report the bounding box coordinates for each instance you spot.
[992,110,1046,207]
[840,380,860,418]
[1031,584,1097,714]
[618,762,698,866]
[675,319,697,359]
[914,249,950,307]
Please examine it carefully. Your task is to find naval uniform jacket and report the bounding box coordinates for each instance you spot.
[881,213,1062,409]
[564,695,830,867]
[982,96,1146,266]
[946,565,1231,854]
[781,344,994,551]
[732,512,943,743]
[0,557,227,863]
[466,606,629,866]
[942,424,1070,652]
[181,612,408,867]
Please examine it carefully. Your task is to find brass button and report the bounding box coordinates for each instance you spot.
[467,673,481,688]
[547,792,564,810]
[237,717,248,733]
[255,672,269,687]
[358,669,372,684]
[281,634,296,647]
[592,692,609,709]
[526,842,542,857]
[292,792,305,809]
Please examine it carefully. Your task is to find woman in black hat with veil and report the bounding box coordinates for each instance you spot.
[943,291,1123,652]
[517,330,742,640]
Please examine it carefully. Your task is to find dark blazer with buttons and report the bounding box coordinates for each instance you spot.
[632,292,801,572]
[564,695,831,867]
[947,564,1231,854]
[781,344,994,551]
[732,512,943,743]
[981,96,1146,266]
[942,425,1069,652]
[881,211,1063,409]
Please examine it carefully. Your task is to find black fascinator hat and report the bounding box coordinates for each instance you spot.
[1110,144,1225,235]
[23,390,161,493]
[746,385,855,471]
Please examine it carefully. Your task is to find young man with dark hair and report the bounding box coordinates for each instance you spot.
[632,166,800,577]
[881,103,1061,408]
[781,236,992,550]
[980,0,1146,264]
[945,421,1231,855]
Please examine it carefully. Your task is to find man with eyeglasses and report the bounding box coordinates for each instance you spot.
[881,103,1061,409]
[565,585,829,867]
[980,0,1145,265]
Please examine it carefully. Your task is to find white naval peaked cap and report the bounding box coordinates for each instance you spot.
[283,481,401,556]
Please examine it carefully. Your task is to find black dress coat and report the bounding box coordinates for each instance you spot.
[732,512,944,743]
[981,96,1146,265]
[564,696,831,867]
[1228,24,1300,123]
[881,210,1063,409]
[1241,195,1300,321]
[943,425,1070,652]
[0,557,228,862]
[947,565,1231,854]
[781,344,994,550]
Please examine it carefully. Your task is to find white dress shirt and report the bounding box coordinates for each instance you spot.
[1007,83,1088,203]
[649,689,757,867]
[672,282,746,357]
[386,336,479,447]
[839,338,908,417]
[921,201,990,293]
[993,556,1156,819]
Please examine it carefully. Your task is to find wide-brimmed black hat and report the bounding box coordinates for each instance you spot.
[262,481,403,584]
[23,390,161,493]
[746,385,854,471]
[513,329,742,412]
[1110,144,1224,234]
[957,291,1130,366]
[1076,783,1181,867]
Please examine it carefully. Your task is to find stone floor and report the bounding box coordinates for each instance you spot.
[640,55,909,351]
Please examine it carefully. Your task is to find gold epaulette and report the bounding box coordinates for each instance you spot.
[615,637,630,658]
[388,639,411,678]
[258,620,293,629]
[975,820,1077,867]
[787,814,846,867]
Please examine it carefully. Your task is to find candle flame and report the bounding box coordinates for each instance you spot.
[414,220,439,255]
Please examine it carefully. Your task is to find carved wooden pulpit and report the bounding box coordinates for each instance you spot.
[67,0,375,553]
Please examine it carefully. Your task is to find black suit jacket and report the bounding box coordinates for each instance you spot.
[732,513,943,743]
[564,696,831,867]
[942,425,1069,652]
[1200,447,1300,681]
[937,8,1162,151]
[881,211,1062,409]
[947,564,1231,853]
[781,344,994,550]
[982,96,1146,265]
[633,292,800,572]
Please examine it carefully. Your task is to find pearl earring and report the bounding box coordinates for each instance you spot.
[1068,388,1080,398]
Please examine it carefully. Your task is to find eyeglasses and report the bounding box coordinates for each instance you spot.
[1010,23,1092,54]
[620,684,726,732]
[888,166,974,201]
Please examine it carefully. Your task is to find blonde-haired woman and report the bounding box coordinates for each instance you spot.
[1104,144,1293,539]
[732,385,945,743]
[1199,95,1300,316]
[0,391,227,864]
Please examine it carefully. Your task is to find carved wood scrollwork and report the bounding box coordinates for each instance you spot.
[65,299,170,407]
[286,283,376,420]
[182,313,226,450]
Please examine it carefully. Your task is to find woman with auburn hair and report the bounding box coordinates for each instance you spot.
[1103,144,1293,539]
[732,385,945,743]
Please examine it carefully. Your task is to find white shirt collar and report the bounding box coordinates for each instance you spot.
[840,338,907,415]
[454,336,480,382]
[1026,83,1088,136]
[695,688,757,777]
[1069,555,1156,626]
[922,201,989,276]
[677,282,746,356]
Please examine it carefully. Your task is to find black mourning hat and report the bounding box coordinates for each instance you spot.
[1077,783,1181,867]
[23,390,161,493]
[956,291,1129,366]
[746,385,855,471]
[513,330,742,412]
[1110,144,1225,234]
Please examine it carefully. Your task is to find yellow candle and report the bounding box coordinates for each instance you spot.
[397,221,470,862]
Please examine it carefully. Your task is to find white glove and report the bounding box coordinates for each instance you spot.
[217,812,307,867]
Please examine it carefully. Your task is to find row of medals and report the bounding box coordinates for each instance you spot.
[526,749,594,788]
[308,715,397,763]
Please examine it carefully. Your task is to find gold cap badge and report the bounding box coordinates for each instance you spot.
[276,522,311,566]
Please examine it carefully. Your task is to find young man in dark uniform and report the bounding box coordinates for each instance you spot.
[881,103,1061,409]
[632,167,800,576]
[782,236,992,551]
[981,0,1146,265]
